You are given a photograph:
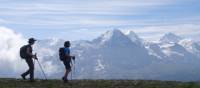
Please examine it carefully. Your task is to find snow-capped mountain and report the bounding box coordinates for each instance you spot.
[179,39,200,57]
[126,31,143,45]
[93,29,134,47]
[74,29,153,79]
[160,32,182,43]
[32,29,200,81]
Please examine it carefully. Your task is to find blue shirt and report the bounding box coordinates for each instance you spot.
[64,47,70,55]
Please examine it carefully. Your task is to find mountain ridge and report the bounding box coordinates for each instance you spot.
[32,29,200,81]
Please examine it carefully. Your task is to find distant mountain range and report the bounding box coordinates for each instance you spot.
[34,29,200,81]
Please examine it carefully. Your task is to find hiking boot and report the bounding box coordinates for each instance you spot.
[29,79,35,82]
[62,77,68,83]
[21,74,26,80]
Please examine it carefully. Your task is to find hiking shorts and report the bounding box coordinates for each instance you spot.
[63,60,71,70]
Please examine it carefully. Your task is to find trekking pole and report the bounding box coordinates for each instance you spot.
[73,59,75,77]
[71,61,73,81]
[33,59,35,66]
[35,53,47,80]
[37,59,47,80]
[71,56,75,81]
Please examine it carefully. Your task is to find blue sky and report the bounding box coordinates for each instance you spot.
[0,0,200,41]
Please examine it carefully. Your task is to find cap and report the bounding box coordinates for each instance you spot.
[28,38,37,43]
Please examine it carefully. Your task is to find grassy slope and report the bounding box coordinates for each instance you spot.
[0,78,200,88]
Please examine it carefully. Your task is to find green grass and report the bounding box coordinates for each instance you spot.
[0,78,200,88]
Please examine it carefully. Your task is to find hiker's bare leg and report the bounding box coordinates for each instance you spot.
[64,69,71,79]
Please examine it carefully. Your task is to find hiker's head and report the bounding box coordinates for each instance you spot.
[64,41,70,47]
[28,38,37,45]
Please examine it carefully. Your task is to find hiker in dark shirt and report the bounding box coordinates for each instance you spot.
[21,38,37,82]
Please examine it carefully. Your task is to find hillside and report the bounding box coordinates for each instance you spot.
[0,78,200,88]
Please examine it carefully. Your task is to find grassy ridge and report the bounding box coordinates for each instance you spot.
[0,78,200,88]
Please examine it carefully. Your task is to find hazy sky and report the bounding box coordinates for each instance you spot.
[0,0,199,41]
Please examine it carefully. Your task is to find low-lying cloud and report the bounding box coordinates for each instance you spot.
[0,27,64,78]
[0,26,27,77]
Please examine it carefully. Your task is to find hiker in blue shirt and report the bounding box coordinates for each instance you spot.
[60,41,75,83]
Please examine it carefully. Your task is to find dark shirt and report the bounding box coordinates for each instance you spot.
[26,44,33,58]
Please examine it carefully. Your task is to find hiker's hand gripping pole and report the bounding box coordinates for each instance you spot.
[33,53,38,60]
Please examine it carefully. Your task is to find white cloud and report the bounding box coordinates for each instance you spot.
[0,27,58,78]
[0,0,198,38]
[0,27,26,61]
[0,26,27,77]
[0,27,67,78]
[0,0,179,27]
[0,0,175,15]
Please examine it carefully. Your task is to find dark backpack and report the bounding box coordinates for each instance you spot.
[59,47,65,61]
[20,45,28,59]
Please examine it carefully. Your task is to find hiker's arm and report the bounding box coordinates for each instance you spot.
[70,60,73,66]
